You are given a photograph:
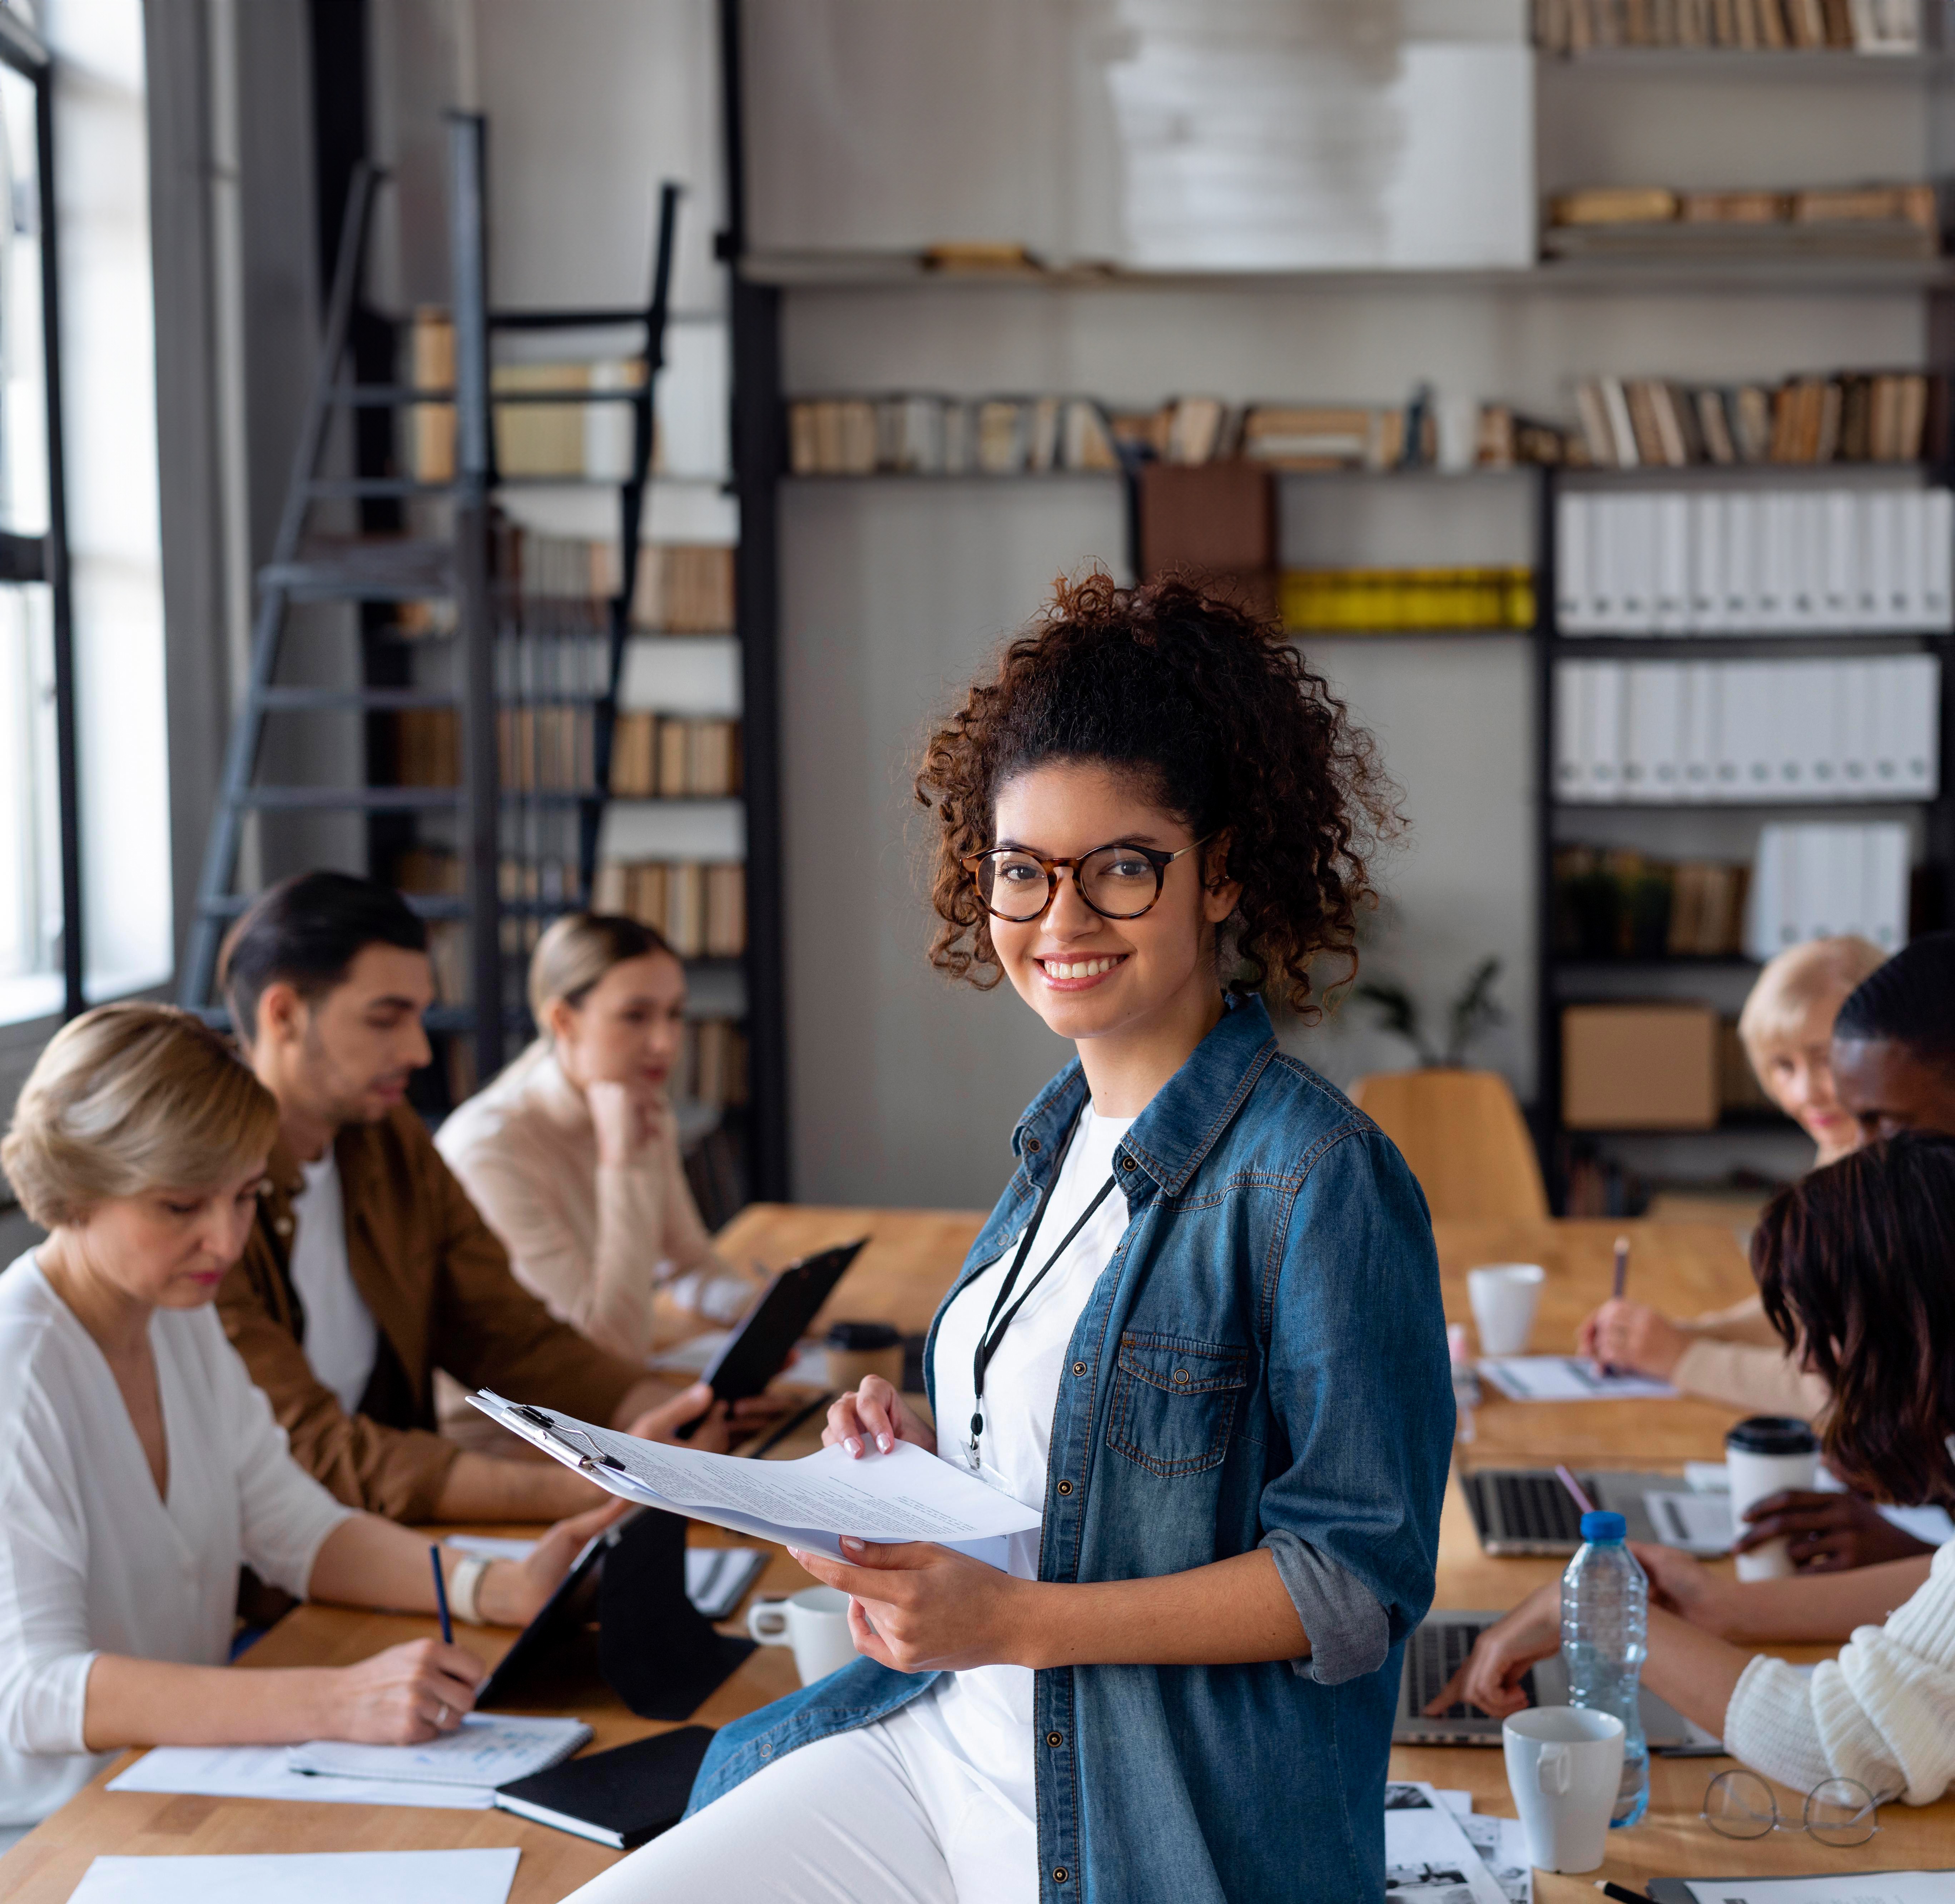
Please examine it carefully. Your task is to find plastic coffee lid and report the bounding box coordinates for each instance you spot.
[1580,1510,1628,1541]
[1725,1415,1819,1455]
[827,1320,901,1350]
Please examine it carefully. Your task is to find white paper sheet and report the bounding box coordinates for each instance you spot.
[470,1390,1039,1565]
[287,1713,589,1788]
[1477,1357,1677,1402]
[1383,1782,1506,1904]
[64,1849,520,1904]
[106,1744,489,1810]
[1683,1876,1955,1904]
[1643,1489,1735,1553]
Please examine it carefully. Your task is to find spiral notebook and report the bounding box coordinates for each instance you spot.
[288,1713,591,1789]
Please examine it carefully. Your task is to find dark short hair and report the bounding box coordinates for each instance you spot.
[1834,930,1955,1072]
[1754,1130,1955,1505]
[219,870,428,1044]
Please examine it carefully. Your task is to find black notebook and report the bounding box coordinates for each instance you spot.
[493,1725,715,1850]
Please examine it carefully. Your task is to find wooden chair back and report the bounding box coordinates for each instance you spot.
[1348,1068,1549,1222]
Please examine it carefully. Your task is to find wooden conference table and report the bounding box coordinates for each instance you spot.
[5,1208,1951,1902]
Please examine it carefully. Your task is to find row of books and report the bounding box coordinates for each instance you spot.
[409,315,649,483]
[1747,822,1910,958]
[608,716,741,800]
[1553,846,1753,958]
[1534,0,1936,52]
[1556,488,1955,632]
[389,707,600,795]
[1553,655,1941,802]
[501,531,735,633]
[677,1018,750,1112]
[1547,182,1939,259]
[592,859,746,960]
[789,395,1122,476]
[1281,567,1537,633]
[1575,372,1944,473]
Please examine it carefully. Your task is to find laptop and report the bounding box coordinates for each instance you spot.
[1461,1467,1690,1556]
[1394,1612,1719,1752]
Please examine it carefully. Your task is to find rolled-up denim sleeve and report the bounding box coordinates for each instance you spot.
[1257,1124,1453,1680]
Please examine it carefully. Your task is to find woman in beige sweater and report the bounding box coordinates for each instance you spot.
[1437,1134,1955,1807]
[438,914,757,1363]
[1578,933,1886,1418]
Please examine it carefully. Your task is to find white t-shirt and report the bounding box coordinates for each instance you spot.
[0,1252,353,1827]
[288,1150,377,1413]
[883,1104,1133,1891]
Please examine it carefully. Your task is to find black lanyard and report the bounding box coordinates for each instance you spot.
[966,1106,1119,1473]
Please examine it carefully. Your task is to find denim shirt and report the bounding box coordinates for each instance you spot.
[686,996,1453,1902]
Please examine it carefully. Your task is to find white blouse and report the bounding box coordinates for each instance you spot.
[0,1252,353,1829]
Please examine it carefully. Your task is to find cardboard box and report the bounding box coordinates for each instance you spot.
[1562,1003,1720,1131]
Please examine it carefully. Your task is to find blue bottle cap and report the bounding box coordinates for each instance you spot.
[1581,1510,1628,1542]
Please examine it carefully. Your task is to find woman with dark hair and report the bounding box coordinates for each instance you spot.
[437,912,756,1363]
[1433,1131,1955,1807]
[565,572,1454,1904]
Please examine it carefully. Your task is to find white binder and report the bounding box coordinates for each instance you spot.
[1865,823,1909,951]
[1723,494,1758,633]
[1756,495,1791,630]
[1893,653,1940,795]
[1654,494,1689,635]
[1557,494,1590,633]
[1823,491,1855,629]
[1689,492,1725,634]
[1895,490,1927,630]
[1679,660,1719,799]
[1624,663,1683,802]
[1588,663,1626,800]
[1924,488,1952,630]
[1553,661,1587,801]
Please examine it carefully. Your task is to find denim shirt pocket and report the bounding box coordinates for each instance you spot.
[1105,1330,1249,1477]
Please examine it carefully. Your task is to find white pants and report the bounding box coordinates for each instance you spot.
[562,1703,1036,1904]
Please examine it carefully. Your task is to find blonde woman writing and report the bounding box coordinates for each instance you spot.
[438,914,756,1363]
[1577,933,1885,1416]
[0,1006,619,1848]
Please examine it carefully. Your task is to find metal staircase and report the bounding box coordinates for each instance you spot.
[181,115,679,1087]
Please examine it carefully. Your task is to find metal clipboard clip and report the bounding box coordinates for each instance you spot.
[509,1403,626,1473]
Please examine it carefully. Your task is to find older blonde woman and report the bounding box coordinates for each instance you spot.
[0,1005,618,1847]
[438,914,757,1363]
[1576,933,1886,1416]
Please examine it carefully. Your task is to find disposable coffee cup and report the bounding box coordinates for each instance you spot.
[1726,1415,1820,1581]
[1468,1263,1546,1358]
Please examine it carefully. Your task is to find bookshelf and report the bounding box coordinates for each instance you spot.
[715,0,1955,1210]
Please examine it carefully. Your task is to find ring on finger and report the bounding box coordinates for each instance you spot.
[435,1702,450,1726]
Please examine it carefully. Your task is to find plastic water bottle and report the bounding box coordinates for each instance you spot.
[1561,1509,1649,1828]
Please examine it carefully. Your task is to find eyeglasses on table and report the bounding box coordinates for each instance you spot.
[1701,1768,1884,1848]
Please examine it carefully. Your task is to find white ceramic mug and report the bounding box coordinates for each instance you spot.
[1468,1263,1546,1357]
[746,1586,858,1685]
[1503,1706,1625,1874]
[1726,1415,1820,1582]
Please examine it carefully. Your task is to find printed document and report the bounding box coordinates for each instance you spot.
[1382,1782,1506,1904]
[1478,1356,1677,1401]
[65,1850,519,1904]
[470,1390,1041,1566]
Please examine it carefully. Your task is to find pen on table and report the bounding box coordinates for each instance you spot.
[430,1542,453,1645]
[1555,1462,1596,1516]
[1594,1882,1657,1904]
[1600,1232,1631,1376]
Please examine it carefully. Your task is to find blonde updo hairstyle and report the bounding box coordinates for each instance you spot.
[1,1004,279,1229]
[492,912,680,1088]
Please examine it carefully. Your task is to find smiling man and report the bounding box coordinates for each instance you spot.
[214,871,731,1525]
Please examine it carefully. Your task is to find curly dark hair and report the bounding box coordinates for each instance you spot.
[1753,1130,1955,1505]
[913,570,1400,1016]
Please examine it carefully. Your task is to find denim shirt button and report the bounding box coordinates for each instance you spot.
[1053,1868,1069,1885]
[1055,1479,1073,1495]
[1024,1137,1041,1152]
[757,1741,771,1758]
[1119,1155,1136,1171]
[1046,1730,1063,1747]
[1071,1360,1086,1376]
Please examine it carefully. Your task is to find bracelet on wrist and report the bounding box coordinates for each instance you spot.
[448,1553,491,1626]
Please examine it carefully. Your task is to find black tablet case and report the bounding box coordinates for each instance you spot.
[494,1725,715,1849]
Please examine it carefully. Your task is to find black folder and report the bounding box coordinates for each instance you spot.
[493,1725,715,1850]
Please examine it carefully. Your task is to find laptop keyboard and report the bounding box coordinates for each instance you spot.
[1477,1471,1589,1546]
[1405,1621,1536,1722]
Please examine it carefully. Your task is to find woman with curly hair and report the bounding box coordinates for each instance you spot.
[566,573,1453,1904]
